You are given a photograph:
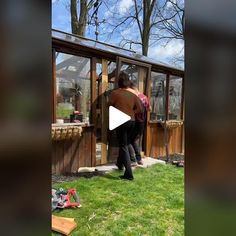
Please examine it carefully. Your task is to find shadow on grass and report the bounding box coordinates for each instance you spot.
[101,173,120,180]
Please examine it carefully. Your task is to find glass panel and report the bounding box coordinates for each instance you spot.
[55,52,91,123]
[95,61,116,162]
[169,76,183,120]
[95,62,102,162]
[150,72,167,121]
[120,63,147,94]
[52,29,175,69]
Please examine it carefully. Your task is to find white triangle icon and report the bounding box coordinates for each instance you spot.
[109,106,131,130]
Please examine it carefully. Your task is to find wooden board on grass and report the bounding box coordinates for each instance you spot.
[52,215,77,235]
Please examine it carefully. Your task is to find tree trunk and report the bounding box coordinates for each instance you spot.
[70,0,79,34]
[142,28,149,56]
[78,0,88,36]
[142,0,151,56]
[70,0,88,37]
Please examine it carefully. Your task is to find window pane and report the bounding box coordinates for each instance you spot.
[56,52,91,123]
[150,72,166,121]
[169,76,183,120]
[120,63,147,93]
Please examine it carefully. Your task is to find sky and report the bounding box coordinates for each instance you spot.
[52,0,184,69]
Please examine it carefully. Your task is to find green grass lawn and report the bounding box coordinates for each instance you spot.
[52,164,184,236]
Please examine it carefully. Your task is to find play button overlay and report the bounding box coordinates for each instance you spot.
[109,106,131,130]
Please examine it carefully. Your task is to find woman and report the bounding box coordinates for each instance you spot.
[109,72,142,180]
[127,81,151,165]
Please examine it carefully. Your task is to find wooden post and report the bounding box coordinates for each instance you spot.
[138,67,145,93]
[91,57,97,166]
[181,76,185,154]
[115,57,121,88]
[145,67,152,156]
[165,74,170,161]
[100,59,108,164]
[52,49,56,123]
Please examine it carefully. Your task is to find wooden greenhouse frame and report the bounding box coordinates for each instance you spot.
[51,29,184,174]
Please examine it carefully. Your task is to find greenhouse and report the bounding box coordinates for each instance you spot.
[51,29,184,174]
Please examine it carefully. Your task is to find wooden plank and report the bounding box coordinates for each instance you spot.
[100,59,108,164]
[138,67,145,93]
[146,124,151,157]
[181,76,185,120]
[57,217,75,222]
[182,124,185,154]
[70,137,80,172]
[83,129,90,167]
[55,141,60,174]
[144,66,151,156]
[63,139,72,174]
[81,129,88,167]
[165,74,170,120]
[91,126,96,167]
[77,134,84,168]
[52,215,77,236]
[52,49,56,123]
[117,56,151,68]
[58,140,64,174]
[181,77,185,154]
[52,141,56,174]
[91,58,97,167]
[115,57,121,88]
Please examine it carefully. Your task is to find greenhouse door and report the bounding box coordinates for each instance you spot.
[112,57,151,158]
[91,58,109,165]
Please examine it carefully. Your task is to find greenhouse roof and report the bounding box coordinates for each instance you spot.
[52,29,184,76]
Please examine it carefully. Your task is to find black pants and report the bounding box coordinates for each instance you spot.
[116,120,135,178]
[130,122,145,162]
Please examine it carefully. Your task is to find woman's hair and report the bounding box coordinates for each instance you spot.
[130,80,138,89]
[118,71,131,88]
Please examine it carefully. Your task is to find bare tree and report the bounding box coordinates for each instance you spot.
[103,0,184,62]
[70,0,95,36]
[154,0,184,42]
[103,0,160,56]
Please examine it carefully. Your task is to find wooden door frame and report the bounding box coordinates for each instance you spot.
[115,56,152,157]
[115,56,151,94]
[92,58,110,165]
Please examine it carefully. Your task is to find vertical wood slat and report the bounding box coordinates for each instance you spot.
[52,49,57,123]
[182,124,185,154]
[85,129,92,167]
[101,59,108,164]
[138,67,145,93]
[63,139,71,174]
[55,140,64,174]
[181,76,185,154]
[165,74,170,120]
[52,141,56,174]
[145,66,152,156]
[55,141,59,174]
[146,124,183,158]
[78,132,85,168]
[52,127,94,174]
[70,134,81,172]
[91,58,97,167]
[180,76,185,120]
[115,57,121,88]
[80,130,86,167]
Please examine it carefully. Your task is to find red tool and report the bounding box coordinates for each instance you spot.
[52,188,81,210]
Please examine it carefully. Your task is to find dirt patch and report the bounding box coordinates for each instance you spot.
[52,171,106,184]
[158,153,184,164]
